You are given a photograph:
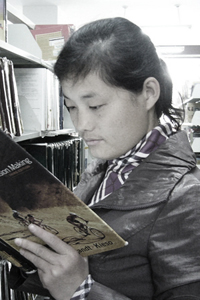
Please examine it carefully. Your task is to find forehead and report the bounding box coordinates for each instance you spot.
[61,72,103,88]
[61,73,114,99]
[61,72,138,105]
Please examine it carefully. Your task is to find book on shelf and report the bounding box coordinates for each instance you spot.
[8,60,24,136]
[0,58,23,137]
[14,68,61,132]
[31,24,75,61]
[0,58,13,135]
[0,89,6,131]
[0,258,20,300]
[21,135,84,191]
[2,58,16,135]
[0,259,31,300]
[0,129,127,272]
[59,86,64,129]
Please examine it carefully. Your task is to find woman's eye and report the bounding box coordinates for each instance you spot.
[66,106,76,112]
[89,105,103,110]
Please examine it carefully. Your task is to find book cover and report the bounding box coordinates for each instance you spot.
[0,130,126,271]
[31,24,75,61]
[46,70,60,131]
[8,60,24,137]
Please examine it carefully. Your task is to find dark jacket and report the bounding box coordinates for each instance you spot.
[9,131,200,299]
[74,130,200,300]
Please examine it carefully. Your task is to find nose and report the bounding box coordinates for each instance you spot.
[73,109,94,133]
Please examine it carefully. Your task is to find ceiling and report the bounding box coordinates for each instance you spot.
[8,0,200,6]
[7,0,200,45]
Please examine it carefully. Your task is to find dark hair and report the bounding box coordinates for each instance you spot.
[54,17,183,129]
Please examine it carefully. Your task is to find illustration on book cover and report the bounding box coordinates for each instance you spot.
[0,210,105,246]
[0,130,126,259]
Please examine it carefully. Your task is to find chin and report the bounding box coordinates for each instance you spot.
[90,151,118,161]
[89,145,123,160]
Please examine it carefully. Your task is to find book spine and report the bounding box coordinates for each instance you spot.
[0,95,7,131]
[8,61,24,136]
[59,86,64,129]
[0,258,37,299]
[0,60,13,135]
[2,58,16,135]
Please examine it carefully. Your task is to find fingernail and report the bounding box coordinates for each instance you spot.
[15,238,22,246]
[28,223,36,231]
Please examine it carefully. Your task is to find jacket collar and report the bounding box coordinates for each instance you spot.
[75,131,196,210]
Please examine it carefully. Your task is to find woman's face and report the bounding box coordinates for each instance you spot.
[62,73,157,160]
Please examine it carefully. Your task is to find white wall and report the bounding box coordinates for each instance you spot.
[7,0,200,45]
[23,5,58,24]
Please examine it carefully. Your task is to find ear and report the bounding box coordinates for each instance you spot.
[143,77,160,111]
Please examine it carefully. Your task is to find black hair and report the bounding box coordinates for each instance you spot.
[54,17,183,129]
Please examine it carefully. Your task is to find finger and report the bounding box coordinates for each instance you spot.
[15,236,59,265]
[19,246,49,271]
[28,224,76,255]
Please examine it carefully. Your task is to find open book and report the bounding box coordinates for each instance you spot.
[0,129,126,272]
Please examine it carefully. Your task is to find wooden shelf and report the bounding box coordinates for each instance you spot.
[0,40,52,68]
[41,129,76,137]
[13,129,76,142]
[13,131,41,142]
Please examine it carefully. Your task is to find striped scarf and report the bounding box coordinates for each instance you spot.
[90,123,174,206]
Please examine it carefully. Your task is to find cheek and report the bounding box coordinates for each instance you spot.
[110,109,147,142]
[69,112,78,127]
[70,115,76,125]
[112,109,136,130]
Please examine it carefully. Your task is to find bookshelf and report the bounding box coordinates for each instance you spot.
[0,3,76,142]
[0,5,85,300]
[0,35,75,142]
[0,39,50,67]
[182,82,200,168]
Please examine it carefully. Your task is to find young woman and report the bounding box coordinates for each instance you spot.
[11,17,200,300]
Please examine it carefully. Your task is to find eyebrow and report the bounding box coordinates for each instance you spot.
[82,93,96,99]
[63,92,96,100]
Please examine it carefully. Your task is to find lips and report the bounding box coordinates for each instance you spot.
[84,139,103,146]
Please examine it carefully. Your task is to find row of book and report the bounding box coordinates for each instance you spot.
[21,135,85,191]
[0,259,38,300]
[0,57,67,137]
[14,67,63,133]
[0,57,24,137]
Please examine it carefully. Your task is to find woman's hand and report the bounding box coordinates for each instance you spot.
[15,224,89,300]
